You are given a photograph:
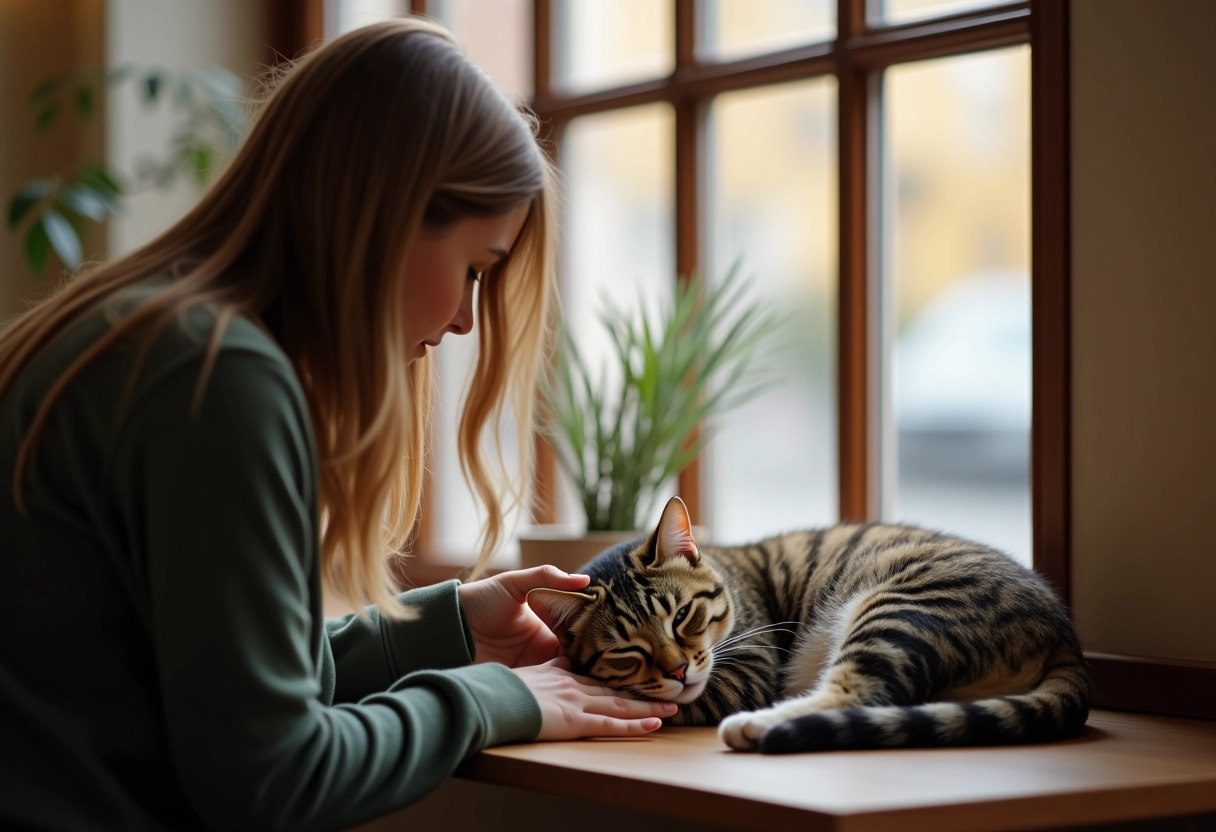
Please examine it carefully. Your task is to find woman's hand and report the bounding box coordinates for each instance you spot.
[513,659,676,740]
[457,566,589,668]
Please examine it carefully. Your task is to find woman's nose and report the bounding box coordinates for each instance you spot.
[447,280,475,336]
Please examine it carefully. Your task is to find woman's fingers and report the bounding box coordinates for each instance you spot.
[583,695,677,720]
[578,715,665,736]
[565,696,673,737]
[514,664,678,741]
[497,565,591,601]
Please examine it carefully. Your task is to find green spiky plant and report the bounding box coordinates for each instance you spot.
[542,263,782,532]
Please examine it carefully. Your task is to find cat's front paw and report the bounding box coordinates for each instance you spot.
[719,709,784,751]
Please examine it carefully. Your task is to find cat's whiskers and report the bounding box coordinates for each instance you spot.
[716,643,791,655]
[709,656,747,669]
[713,622,799,650]
[715,621,798,646]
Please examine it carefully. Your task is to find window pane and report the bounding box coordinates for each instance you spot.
[699,0,835,62]
[326,0,407,38]
[557,104,676,529]
[883,47,1031,564]
[706,80,838,543]
[431,0,533,102]
[328,1,532,101]
[873,0,1007,26]
[430,322,529,568]
[553,0,674,93]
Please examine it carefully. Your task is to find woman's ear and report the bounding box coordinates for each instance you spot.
[526,588,595,646]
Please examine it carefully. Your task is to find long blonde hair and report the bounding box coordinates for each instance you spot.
[0,18,558,617]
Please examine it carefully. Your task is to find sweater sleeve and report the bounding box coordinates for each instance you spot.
[321,581,477,704]
[110,346,541,832]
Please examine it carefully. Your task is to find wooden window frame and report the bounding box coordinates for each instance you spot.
[268,0,1216,720]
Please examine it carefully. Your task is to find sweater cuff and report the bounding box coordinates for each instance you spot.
[382,580,475,675]
[442,663,543,747]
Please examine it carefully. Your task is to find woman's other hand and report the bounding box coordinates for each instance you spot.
[457,565,589,668]
[513,658,675,740]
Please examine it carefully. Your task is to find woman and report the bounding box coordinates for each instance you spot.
[0,18,673,832]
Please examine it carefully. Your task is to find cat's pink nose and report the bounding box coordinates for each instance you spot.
[663,662,689,683]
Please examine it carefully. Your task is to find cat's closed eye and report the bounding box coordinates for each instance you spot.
[682,605,707,634]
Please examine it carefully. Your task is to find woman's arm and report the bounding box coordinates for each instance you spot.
[322,580,475,704]
[112,343,540,831]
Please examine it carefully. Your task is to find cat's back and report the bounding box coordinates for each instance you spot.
[813,522,1051,600]
[702,522,1058,625]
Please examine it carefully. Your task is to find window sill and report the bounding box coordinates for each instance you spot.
[356,709,1216,832]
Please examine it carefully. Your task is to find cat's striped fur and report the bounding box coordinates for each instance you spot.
[527,496,1090,753]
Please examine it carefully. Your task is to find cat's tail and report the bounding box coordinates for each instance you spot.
[758,643,1091,753]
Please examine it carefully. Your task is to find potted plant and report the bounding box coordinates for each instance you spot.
[520,263,782,572]
[6,64,247,275]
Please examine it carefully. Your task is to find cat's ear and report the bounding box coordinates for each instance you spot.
[526,588,595,646]
[652,495,699,568]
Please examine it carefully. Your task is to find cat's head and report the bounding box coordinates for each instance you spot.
[527,496,733,704]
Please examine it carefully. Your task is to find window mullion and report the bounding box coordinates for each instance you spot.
[1028,0,1070,598]
[529,0,558,526]
[533,0,551,101]
[673,0,703,524]
[837,0,875,521]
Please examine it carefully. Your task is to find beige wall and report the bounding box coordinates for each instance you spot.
[1070,0,1216,662]
[0,0,106,319]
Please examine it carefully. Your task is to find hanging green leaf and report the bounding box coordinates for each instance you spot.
[56,185,110,222]
[77,163,122,198]
[143,71,163,103]
[74,86,94,118]
[191,145,214,187]
[30,72,71,103]
[14,62,251,278]
[24,221,51,274]
[41,210,82,269]
[35,103,60,132]
[8,180,55,228]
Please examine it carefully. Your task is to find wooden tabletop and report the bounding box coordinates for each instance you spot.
[453,710,1216,832]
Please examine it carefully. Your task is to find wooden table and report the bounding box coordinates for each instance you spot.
[356,710,1216,832]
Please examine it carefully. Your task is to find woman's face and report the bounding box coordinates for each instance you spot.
[402,203,531,361]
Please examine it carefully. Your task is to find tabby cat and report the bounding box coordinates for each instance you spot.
[527,496,1090,753]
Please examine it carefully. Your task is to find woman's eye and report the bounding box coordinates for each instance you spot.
[466,267,482,284]
[673,603,691,627]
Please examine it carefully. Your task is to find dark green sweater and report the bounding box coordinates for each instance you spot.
[0,295,542,831]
